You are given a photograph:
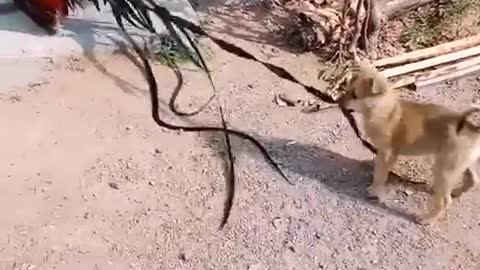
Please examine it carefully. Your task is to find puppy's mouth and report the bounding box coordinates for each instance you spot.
[338,100,355,113]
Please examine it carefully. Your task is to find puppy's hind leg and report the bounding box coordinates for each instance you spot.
[418,164,458,225]
[367,150,397,201]
[451,161,480,198]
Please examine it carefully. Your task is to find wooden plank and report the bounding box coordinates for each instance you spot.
[415,64,480,88]
[381,45,480,78]
[374,34,480,67]
[388,55,480,88]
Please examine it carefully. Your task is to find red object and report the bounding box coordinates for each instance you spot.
[14,0,69,34]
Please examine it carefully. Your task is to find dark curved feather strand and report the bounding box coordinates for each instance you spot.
[112,0,153,31]
[156,16,203,68]
[109,1,143,29]
[111,14,294,229]
[67,0,375,228]
[109,0,149,30]
[178,26,209,72]
[168,63,215,116]
[219,106,235,229]
[133,7,372,152]
[145,0,205,69]
[339,106,376,153]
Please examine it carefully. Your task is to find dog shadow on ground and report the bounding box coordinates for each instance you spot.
[206,133,430,222]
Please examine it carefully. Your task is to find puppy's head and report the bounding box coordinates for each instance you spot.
[338,61,390,112]
[457,107,480,134]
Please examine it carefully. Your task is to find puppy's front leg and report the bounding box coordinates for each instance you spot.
[368,150,396,200]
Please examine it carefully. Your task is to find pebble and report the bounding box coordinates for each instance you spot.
[148,181,156,186]
[108,182,119,190]
[179,250,190,261]
[248,263,262,270]
[403,189,414,196]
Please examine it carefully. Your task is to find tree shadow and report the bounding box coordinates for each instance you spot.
[0,3,150,95]
[206,133,430,223]
[65,18,154,96]
[202,4,300,54]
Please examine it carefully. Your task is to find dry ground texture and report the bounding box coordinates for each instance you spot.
[2,1,480,270]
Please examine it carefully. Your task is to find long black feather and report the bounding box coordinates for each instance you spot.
[219,106,235,229]
[66,0,375,228]
[111,11,295,229]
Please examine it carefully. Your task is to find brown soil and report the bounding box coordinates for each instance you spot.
[2,2,480,270]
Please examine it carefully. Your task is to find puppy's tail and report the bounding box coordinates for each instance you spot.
[456,107,480,134]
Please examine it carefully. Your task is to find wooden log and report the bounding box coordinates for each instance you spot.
[381,45,480,78]
[391,76,415,89]
[374,34,480,68]
[417,55,480,79]
[415,64,480,88]
[387,55,480,88]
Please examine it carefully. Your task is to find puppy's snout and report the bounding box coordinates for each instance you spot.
[337,96,355,113]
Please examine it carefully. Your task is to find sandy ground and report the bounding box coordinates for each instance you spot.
[1,38,480,270]
[2,4,480,270]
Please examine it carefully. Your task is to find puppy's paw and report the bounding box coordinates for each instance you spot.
[415,214,438,226]
[367,185,388,201]
[450,188,464,198]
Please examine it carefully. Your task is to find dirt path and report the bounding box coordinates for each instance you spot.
[1,34,480,270]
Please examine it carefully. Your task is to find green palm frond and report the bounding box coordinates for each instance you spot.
[67,0,205,69]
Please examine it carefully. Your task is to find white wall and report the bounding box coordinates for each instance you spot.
[0,0,198,59]
[0,0,198,93]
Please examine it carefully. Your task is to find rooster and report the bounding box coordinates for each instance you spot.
[14,0,69,34]
[14,0,166,35]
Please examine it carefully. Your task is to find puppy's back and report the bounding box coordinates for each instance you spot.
[394,101,468,155]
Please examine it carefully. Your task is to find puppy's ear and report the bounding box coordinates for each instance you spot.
[350,73,359,82]
[353,76,375,97]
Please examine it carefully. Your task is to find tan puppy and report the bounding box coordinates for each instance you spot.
[339,61,480,225]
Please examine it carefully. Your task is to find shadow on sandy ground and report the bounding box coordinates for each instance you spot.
[205,133,429,223]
